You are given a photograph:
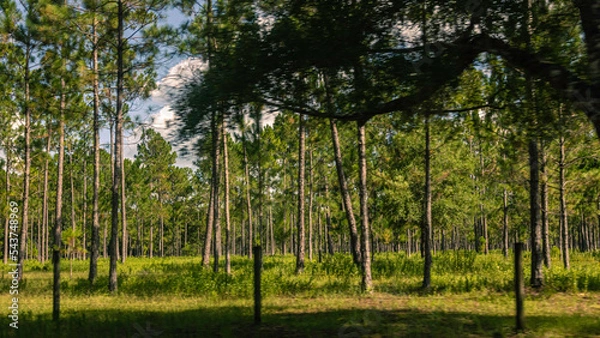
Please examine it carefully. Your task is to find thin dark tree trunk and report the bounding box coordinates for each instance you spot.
[69,150,76,266]
[53,81,66,321]
[223,120,231,274]
[42,131,50,263]
[317,203,322,262]
[422,114,433,290]
[529,138,543,288]
[558,135,570,268]
[269,202,275,255]
[149,225,153,258]
[503,188,510,258]
[329,118,361,268]
[243,142,253,258]
[109,0,124,293]
[159,204,164,257]
[82,156,87,260]
[357,120,372,293]
[212,114,222,272]
[103,221,107,258]
[407,228,412,256]
[202,181,214,267]
[324,181,334,255]
[295,116,306,274]
[525,0,543,289]
[581,212,589,252]
[478,139,489,255]
[18,48,32,282]
[4,143,11,265]
[308,150,313,261]
[540,142,551,267]
[120,141,127,263]
[137,216,142,257]
[88,0,101,286]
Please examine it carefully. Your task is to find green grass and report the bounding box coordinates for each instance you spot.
[1,251,600,337]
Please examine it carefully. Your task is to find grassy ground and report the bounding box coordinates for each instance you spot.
[1,251,600,337]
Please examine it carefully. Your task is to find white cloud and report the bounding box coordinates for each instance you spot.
[123,58,206,169]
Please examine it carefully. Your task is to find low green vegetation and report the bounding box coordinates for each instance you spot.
[2,251,600,337]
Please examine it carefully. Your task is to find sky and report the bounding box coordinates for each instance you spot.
[120,58,205,169]
[101,9,200,169]
[110,8,280,170]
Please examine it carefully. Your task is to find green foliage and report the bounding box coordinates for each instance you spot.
[15,251,600,300]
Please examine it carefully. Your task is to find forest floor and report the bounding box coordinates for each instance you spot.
[2,252,600,337]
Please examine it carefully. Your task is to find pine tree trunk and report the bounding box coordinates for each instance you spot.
[18,49,32,282]
[329,118,362,268]
[53,82,66,321]
[120,140,127,263]
[136,216,142,257]
[103,221,107,258]
[540,143,551,267]
[317,204,322,262]
[243,142,253,258]
[256,114,264,255]
[223,120,231,274]
[109,0,124,293]
[407,228,412,256]
[324,181,334,255]
[160,208,164,257]
[478,140,489,255]
[202,180,214,267]
[42,131,50,263]
[295,116,306,274]
[212,114,222,273]
[82,157,87,260]
[308,150,313,261]
[524,0,543,289]
[581,213,589,252]
[70,151,77,262]
[503,188,510,258]
[422,115,433,290]
[3,143,11,265]
[529,138,543,288]
[269,203,275,255]
[357,120,372,293]
[150,225,154,258]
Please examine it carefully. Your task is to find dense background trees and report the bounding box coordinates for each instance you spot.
[1,0,600,310]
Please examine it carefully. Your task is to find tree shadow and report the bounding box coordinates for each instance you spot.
[3,304,600,338]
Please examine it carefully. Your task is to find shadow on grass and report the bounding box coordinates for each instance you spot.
[2,305,600,338]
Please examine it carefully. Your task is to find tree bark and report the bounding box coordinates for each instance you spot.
[422,114,433,290]
[243,141,253,258]
[308,150,313,261]
[53,81,66,321]
[212,113,222,273]
[109,0,124,293]
[357,120,372,293]
[18,47,32,282]
[324,181,335,255]
[120,135,127,263]
[503,188,510,258]
[528,138,543,288]
[202,178,214,267]
[69,150,76,264]
[540,142,551,268]
[3,143,10,265]
[478,138,488,254]
[42,130,51,263]
[295,115,306,274]
[330,119,362,267]
[223,119,231,274]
